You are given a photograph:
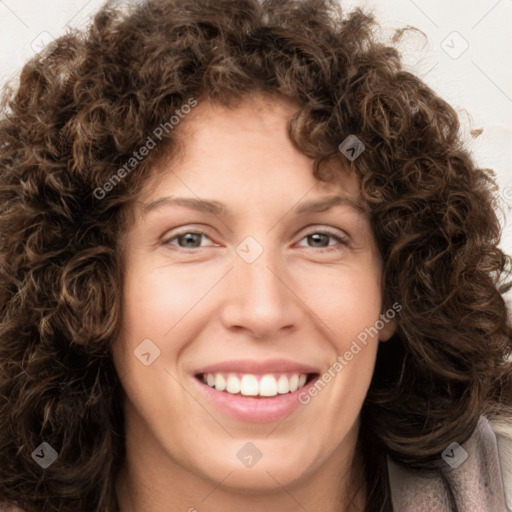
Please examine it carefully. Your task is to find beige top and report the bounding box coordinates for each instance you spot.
[388,414,512,511]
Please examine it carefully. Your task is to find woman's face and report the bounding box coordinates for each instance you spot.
[111,95,395,494]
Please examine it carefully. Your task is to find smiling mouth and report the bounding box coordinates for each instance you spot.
[196,372,319,398]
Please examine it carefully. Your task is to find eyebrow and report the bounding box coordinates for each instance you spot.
[142,194,365,216]
[295,195,365,215]
[142,196,227,216]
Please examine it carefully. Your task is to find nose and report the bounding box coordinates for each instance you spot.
[219,246,302,340]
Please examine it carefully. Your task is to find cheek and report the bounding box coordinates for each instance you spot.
[112,258,229,380]
[110,263,204,438]
[302,263,383,344]
[120,260,216,338]
[294,267,382,456]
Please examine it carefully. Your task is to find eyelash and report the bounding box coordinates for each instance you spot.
[162,228,349,252]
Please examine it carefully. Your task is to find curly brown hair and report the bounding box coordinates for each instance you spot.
[1,0,511,511]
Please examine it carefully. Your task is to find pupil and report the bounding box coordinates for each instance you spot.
[180,233,200,247]
[309,233,328,247]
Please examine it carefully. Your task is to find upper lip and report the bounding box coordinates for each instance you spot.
[194,358,321,376]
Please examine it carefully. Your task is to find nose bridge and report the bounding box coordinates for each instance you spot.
[220,237,299,336]
[242,245,284,300]
[238,239,287,306]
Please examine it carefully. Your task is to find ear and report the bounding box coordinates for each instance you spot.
[377,302,402,341]
[378,317,396,342]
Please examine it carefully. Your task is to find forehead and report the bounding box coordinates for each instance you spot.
[136,94,363,209]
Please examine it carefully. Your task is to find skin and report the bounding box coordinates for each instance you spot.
[111,94,395,512]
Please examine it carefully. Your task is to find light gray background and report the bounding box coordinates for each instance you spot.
[1,0,511,253]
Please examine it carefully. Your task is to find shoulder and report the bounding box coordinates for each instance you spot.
[387,414,511,512]
[489,414,512,512]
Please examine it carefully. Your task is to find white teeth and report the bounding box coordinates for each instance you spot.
[259,374,278,396]
[202,372,310,397]
[214,373,226,391]
[276,374,289,394]
[226,373,241,394]
[240,375,259,396]
[289,374,299,392]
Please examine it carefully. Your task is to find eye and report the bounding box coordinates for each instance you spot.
[163,230,214,249]
[162,228,349,252]
[296,229,349,251]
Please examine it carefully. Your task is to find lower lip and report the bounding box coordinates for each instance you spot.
[193,376,319,423]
